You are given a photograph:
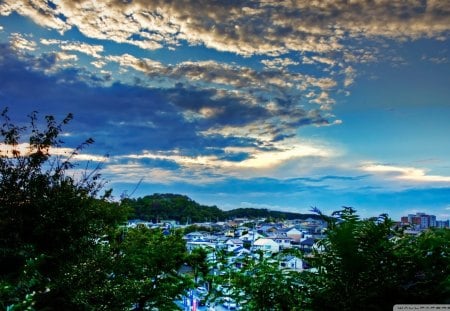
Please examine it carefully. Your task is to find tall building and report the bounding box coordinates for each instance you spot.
[436,220,450,228]
[400,212,438,230]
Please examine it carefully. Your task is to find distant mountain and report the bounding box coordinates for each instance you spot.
[123,193,320,223]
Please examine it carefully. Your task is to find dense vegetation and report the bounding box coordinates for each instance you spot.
[0,110,192,310]
[124,194,225,223]
[124,194,321,223]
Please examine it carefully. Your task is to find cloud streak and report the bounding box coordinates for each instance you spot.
[362,163,450,183]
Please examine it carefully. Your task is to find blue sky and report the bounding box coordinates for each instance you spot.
[0,1,449,220]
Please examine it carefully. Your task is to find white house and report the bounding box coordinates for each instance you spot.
[268,235,293,249]
[186,239,216,252]
[239,231,263,243]
[225,239,244,252]
[279,255,303,272]
[183,231,207,241]
[252,238,280,254]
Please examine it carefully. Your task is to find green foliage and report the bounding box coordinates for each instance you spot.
[305,207,450,310]
[183,224,221,234]
[113,226,190,310]
[0,109,119,309]
[125,194,322,224]
[186,247,209,285]
[1,110,193,310]
[393,227,450,303]
[123,193,225,223]
[216,256,305,311]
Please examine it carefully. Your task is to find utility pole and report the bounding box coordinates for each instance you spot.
[250,222,256,255]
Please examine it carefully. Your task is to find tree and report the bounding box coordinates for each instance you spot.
[219,256,305,311]
[393,227,450,304]
[305,207,450,310]
[0,109,129,310]
[113,225,190,311]
[186,247,209,285]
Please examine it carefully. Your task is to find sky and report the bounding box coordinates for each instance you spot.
[0,0,449,220]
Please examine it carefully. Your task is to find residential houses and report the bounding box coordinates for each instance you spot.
[279,255,304,272]
[252,238,280,254]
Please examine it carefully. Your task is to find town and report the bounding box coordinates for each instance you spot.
[127,211,449,310]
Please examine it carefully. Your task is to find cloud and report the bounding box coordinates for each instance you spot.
[421,54,449,64]
[40,39,104,58]
[105,53,163,72]
[55,51,78,62]
[311,92,335,110]
[343,66,356,87]
[5,1,444,160]
[362,163,450,183]
[100,55,337,141]
[110,136,340,184]
[0,0,70,33]
[62,42,103,58]
[0,44,332,164]
[10,33,36,51]
[0,143,108,163]
[2,0,448,58]
[311,56,337,67]
[261,57,299,69]
[91,60,106,69]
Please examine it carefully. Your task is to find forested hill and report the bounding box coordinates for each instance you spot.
[123,194,225,223]
[123,193,320,223]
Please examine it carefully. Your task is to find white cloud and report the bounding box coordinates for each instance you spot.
[40,39,104,58]
[261,57,299,69]
[10,33,36,51]
[55,51,78,62]
[91,60,106,68]
[60,42,104,58]
[106,53,163,72]
[0,143,108,163]
[362,163,450,183]
[112,137,339,183]
[0,0,69,33]
[40,38,61,45]
[2,0,448,58]
[311,92,335,110]
[311,56,336,66]
[421,55,449,64]
[343,66,356,87]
